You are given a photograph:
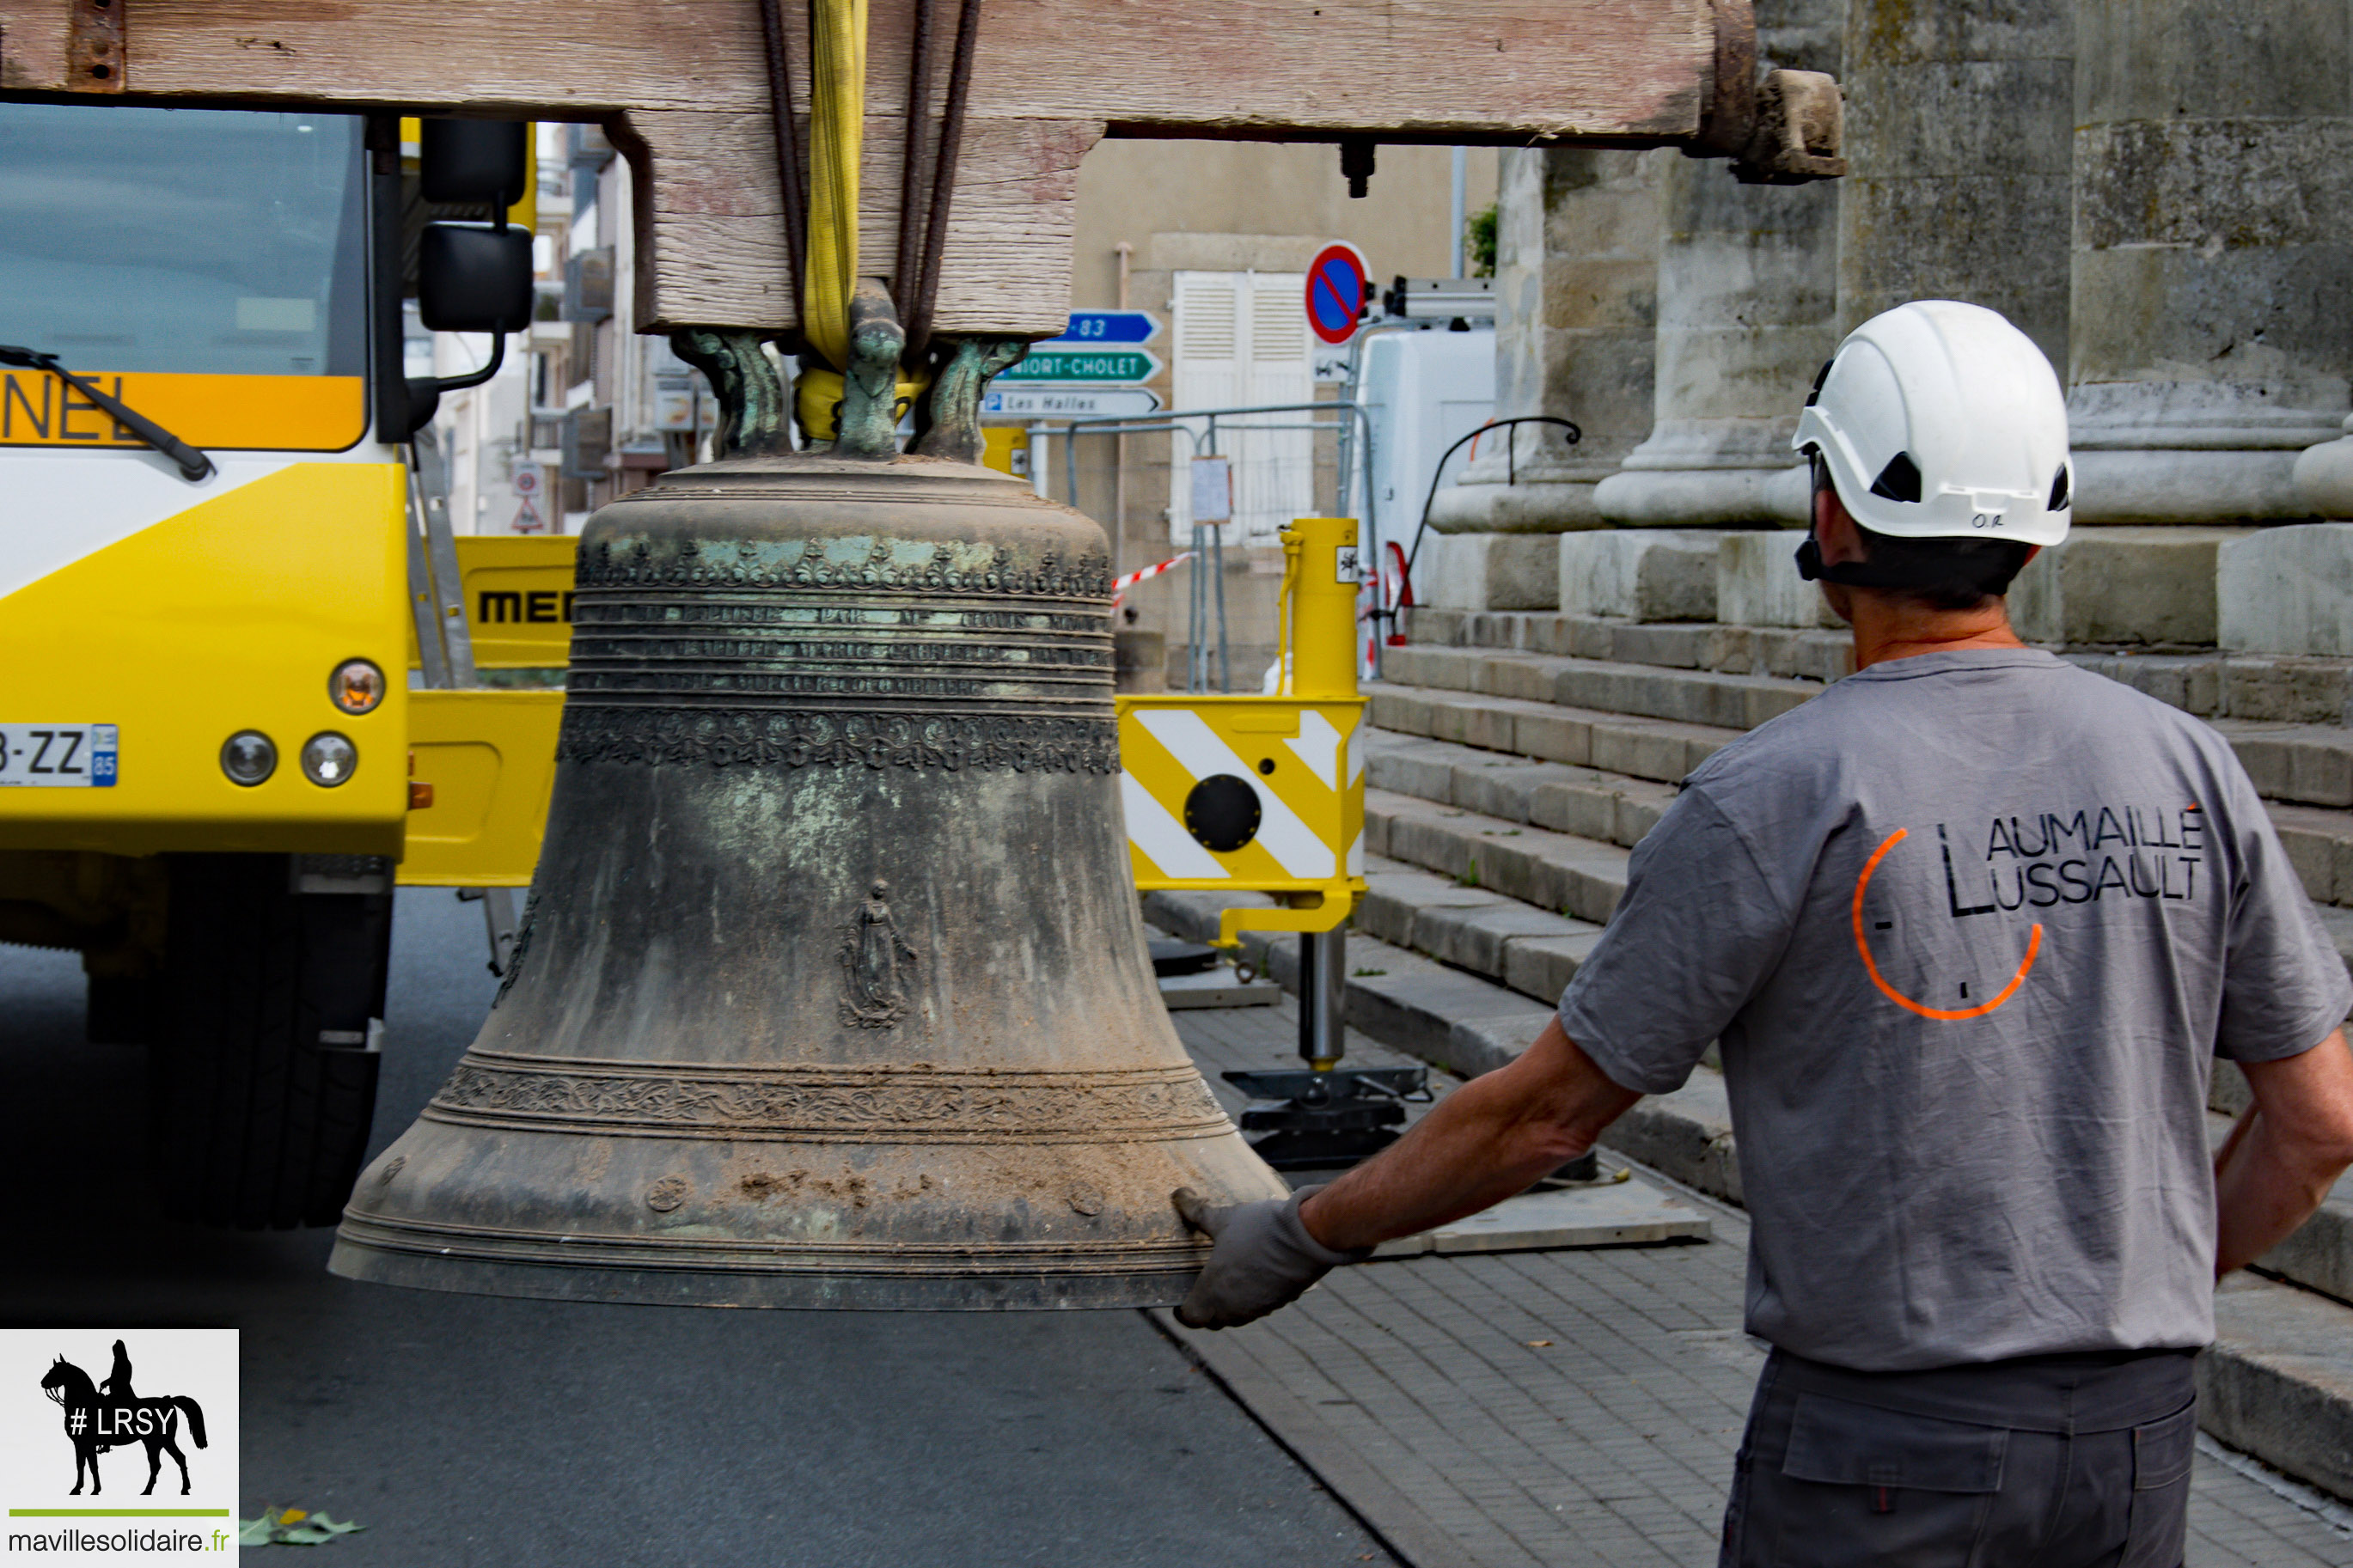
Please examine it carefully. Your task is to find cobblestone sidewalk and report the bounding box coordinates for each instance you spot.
[1164,994,2353,1568]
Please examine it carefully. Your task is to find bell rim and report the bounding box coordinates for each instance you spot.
[327,1225,1206,1311]
[333,1209,1212,1264]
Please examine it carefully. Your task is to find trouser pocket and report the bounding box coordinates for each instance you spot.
[2120,1399,2197,1568]
[1719,1356,1779,1568]
[1750,1392,2008,1568]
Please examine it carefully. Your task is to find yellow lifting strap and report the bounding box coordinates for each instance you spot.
[797,0,929,441]
[800,0,861,375]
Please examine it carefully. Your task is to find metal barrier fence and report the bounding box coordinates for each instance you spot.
[1027,402,1378,693]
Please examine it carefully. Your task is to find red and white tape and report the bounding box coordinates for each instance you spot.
[1110,551,1193,607]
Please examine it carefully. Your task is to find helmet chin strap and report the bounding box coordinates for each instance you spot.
[1793,533,1957,590]
[1797,449,1996,590]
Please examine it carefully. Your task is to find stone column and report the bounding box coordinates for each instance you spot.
[1455,145,1662,528]
[1835,0,2074,359]
[2069,0,2353,525]
[1592,0,1842,532]
[1420,147,1661,609]
[1720,0,2075,631]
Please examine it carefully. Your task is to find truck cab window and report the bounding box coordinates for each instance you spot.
[0,104,365,380]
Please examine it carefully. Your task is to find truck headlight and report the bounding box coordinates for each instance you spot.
[220,730,277,786]
[301,732,358,787]
[330,658,387,715]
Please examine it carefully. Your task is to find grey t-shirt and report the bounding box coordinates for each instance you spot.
[1557,648,2350,1371]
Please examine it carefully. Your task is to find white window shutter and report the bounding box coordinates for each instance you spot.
[1168,272,1314,545]
[1170,273,1242,536]
[1248,288,1309,400]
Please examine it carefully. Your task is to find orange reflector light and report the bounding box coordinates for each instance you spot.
[331,658,387,715]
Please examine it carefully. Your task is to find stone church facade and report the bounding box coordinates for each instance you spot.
[1424,0,2353,662]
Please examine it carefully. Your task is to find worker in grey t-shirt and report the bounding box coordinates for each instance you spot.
[1172,302,2353,1565]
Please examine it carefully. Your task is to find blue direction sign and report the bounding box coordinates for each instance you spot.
[997,345,1162,383]
[1054,309,1159,345]
[984,387,1162,418]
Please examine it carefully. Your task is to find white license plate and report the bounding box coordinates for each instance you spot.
[0,723,117,787]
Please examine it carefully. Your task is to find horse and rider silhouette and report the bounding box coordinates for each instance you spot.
[38,1340,208,1496]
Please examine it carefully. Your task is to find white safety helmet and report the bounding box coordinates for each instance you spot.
[1792,300,2071,549]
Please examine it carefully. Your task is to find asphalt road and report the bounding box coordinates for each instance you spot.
[0,889,1385,1566]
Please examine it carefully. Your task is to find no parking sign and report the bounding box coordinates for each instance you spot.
[1305,243,1369,346]
[509,461,546,534]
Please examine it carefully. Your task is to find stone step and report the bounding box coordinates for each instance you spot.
[2213,720,2353,810]
[1142,889,2353,1504]
[1377,666,2353,894]
[1384,641,2353,809]
[1369,722,2353,917]
[1366,682,1740,786]
[1402,606,1855,683]
[1404,607,2353,728]
[2272,803,2353,909]
[1145,887,1562,1082]
[2070,650,2353,729]
[1381,644,1826,731]
[1366,788,1632,930]
[2206,1278,2353,1504]
[1364,757,2353,1010]
[1356,855,1607,1008]
[1364,730,1678,851]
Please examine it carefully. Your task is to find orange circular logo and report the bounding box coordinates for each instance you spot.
[1853,828,2042,1021]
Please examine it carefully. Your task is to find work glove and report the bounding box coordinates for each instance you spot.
[1170,1184,1372,1330]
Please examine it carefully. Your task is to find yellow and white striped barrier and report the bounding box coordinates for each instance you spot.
[1120,698,1365,886]
[1117,516,1367,948]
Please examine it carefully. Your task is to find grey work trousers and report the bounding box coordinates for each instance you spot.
[1719,1347,2200,1567]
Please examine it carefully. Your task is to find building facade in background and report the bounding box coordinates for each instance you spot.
[1053,140,1496,688]
[1420,0,2353,671]
[425,123,715,540]
[414,132,1495,688]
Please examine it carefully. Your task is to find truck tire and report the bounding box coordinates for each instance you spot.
[150,854,392,1229]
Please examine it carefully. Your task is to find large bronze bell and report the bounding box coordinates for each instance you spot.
[330,455,1287,1308]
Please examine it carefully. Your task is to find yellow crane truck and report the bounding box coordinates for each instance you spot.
[0,101,561,1228]
[0,95,1376,1229]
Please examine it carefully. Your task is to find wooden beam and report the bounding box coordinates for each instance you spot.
[10,0,1722,133]
[629,112,1098,335]
[0,0,1754,333]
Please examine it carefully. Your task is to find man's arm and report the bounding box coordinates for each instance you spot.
[2215,1027,2353,1278]
[1299,1016,1643,1250]
[1174,784,1773,1330]
[1171,1017,1642,1329]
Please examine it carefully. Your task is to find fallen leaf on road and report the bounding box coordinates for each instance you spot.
[239,1506,365,1547]
[1524,1339,1553,1347]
